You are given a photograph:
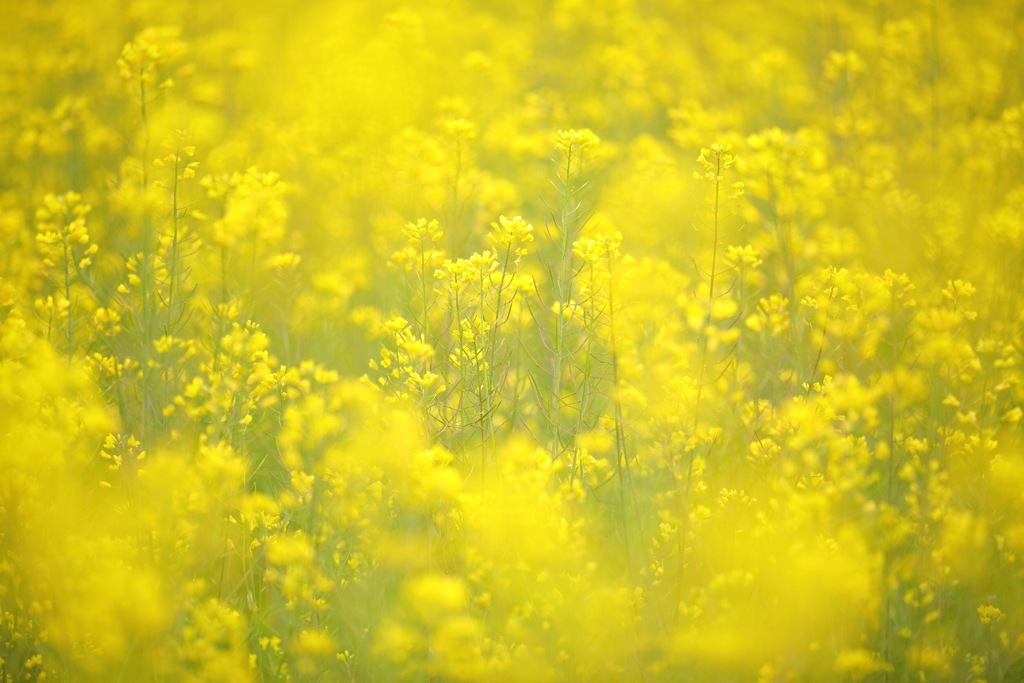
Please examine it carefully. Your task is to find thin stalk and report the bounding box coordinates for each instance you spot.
[419,248,432,346]
[568,287,595,486]
[678,146,731,625]
[62,220,74,361]
[452,285,467,459]
[694,152,722,433]
[472,269,494,479]
[449,139,463,253]
[608,256,639,572]
[167,145,181,333]
[808,285,837,385]
[137,72,156,440]
[884,283,900,682]
[550,148,578,461]
[139,77,150,189]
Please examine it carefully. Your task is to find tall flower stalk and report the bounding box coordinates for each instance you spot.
[545,128,600,463]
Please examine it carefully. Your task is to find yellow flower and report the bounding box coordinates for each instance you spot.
[555,128,600,157]
[978,604,1005,625]
[488,215,534,259]
[402,574,468,624]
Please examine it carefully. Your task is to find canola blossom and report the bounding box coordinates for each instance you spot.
[1,1,1022,681]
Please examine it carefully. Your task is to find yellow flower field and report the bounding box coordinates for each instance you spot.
[1,1,1022,681]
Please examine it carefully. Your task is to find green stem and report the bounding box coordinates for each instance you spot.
[167,145,181,334]
[694,152,722,433]
[608,256,638,572]
[550,147,578,461]
[62,222,74,361]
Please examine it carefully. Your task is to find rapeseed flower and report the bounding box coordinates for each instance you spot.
[2,1,1023,681]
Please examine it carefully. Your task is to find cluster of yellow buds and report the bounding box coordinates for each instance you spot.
[35,191,98,271]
